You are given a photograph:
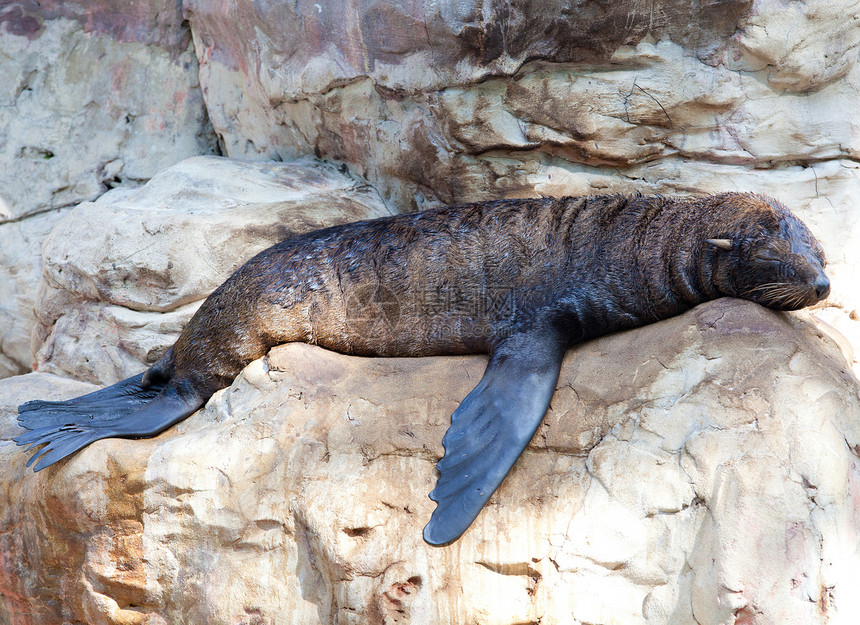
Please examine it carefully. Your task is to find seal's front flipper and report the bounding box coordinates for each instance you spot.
[423,326,568,545]
[15,377,203,472]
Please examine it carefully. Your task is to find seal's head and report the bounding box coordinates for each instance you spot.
[706,194,830,311]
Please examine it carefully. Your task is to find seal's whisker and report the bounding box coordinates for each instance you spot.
[754,281,816,309]
[741,282,791,297]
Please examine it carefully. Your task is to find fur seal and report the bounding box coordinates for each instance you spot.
[15,192,830,545]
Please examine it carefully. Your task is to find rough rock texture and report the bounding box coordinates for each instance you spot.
[1,299,859,625]
[0,4,216,220]
[0,208,62,378]
[183,0,860,372]
[31,156,393,385]
[0,1,218,379]
[186,0,860,204]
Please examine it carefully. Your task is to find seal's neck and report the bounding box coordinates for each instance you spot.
[638,231,728,323]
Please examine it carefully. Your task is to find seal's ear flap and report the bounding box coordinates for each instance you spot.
[706,238,733,251]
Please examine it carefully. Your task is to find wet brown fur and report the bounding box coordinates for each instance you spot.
[144,192,829,404]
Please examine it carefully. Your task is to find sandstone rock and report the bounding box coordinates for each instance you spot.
[185,0,860,207]
[0,208,67,378]
[1,299,858,624]
[0,0,218,380]
[0,3,217,221]
[723,0,860,92]
[2,6,859,621]
[32,156,393,384]
[5,0,859,380]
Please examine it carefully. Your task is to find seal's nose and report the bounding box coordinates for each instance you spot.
[814,273,830,300]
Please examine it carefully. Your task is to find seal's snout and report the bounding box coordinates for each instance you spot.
[814,273,830,300]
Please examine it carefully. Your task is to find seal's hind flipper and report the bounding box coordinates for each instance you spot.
[423,326,568,545]
[16,373,162,430]
[15,375,202,472]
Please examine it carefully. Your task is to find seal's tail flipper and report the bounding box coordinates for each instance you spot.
[14,374,203,472]
[422,326,568,546]
[16,373,161,429]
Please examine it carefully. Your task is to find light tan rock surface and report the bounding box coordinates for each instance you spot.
[2,299,858,625]
[0,208,64,378]
[0,0,218,380]
[30,156,393,385]
[0,2,216,221]
[183,0,860,196]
